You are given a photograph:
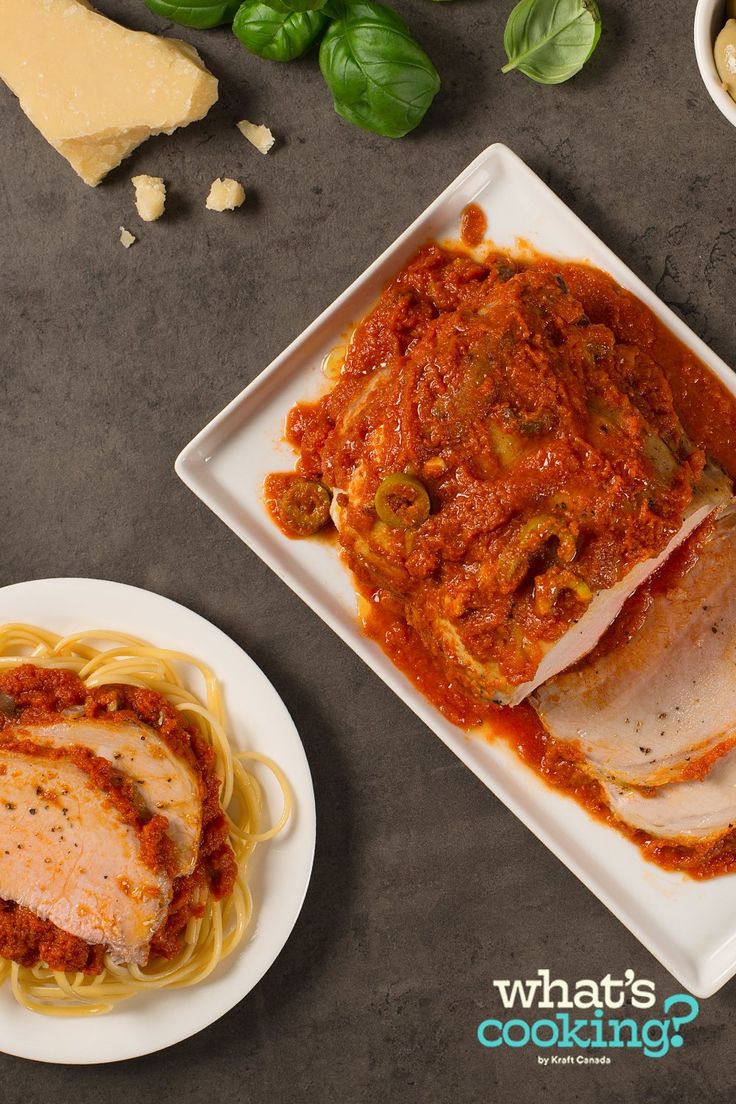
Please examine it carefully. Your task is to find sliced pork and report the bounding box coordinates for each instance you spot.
[604,749,736,840]
[535,509,736,787]
[0,745,172,964]
[2,719,202,876]
[501,466,732,705]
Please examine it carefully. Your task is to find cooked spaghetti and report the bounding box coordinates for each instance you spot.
[0,623,291,1016]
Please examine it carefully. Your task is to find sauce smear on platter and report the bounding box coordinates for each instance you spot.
[460,202,487,248]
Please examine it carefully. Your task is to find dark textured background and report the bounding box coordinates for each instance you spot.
[1,0,735,1098]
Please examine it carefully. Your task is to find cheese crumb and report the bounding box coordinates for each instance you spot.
[206,178,246,212]
[119,226,136,248]
[132,175,166,222]
[237,120,275,155]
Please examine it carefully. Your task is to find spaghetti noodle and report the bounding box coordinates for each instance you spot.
[0,623,291,1016]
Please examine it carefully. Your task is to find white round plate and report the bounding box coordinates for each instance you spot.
[0,578,316,1064]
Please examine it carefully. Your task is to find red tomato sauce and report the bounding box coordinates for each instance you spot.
[267,230,736,879]
[460,203,488,248]
[0,666,237,972]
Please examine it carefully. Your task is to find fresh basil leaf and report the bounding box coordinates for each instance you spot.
[502,0,601,85]
[266,0,327,12]
[145,0,241,27]
[319,0,440,138]
[233,1,328,59]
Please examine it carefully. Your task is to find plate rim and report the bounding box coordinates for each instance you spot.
[174,143,736,1000]
[0,576,316,1063]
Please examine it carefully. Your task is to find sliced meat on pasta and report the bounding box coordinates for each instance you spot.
[2,719,202,876]
[0,744,172,964]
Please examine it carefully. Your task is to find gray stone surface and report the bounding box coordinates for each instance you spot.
[1,0,735,1098]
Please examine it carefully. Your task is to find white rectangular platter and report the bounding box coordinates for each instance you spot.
[176,143,736,998]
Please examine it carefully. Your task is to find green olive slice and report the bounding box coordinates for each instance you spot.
[496,514,577,591]
[374,473,431,529]
[278,479,331,537]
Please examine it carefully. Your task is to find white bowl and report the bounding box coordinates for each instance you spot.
[695,0,736,127]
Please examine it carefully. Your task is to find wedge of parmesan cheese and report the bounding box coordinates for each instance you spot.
[0,0,219,187]
[237,119,275,155]
[132,175,166,222]
[206,178,246,212]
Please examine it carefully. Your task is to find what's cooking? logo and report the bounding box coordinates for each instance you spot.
[477,970,699,1062]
